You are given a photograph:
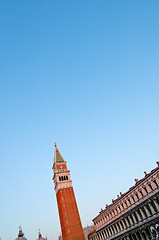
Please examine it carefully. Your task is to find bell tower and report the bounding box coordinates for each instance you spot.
[52,143,85,240]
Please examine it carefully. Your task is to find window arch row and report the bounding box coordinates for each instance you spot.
[59,175,68,181]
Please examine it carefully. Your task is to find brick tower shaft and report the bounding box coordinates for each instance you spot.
[53,144,85,240]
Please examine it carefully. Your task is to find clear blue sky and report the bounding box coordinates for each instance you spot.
[0,1,159,239]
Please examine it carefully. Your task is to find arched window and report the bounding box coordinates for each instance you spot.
[152,201,158,212]
[131,195,135,203]
[61,176,64,181]
[114,224,118,233]
[137,209,142,220]
[142,207,147,217]
[148,184,153,191]
[130,214,135,224]
[144,187,148,194]
[59,176,61,181]
[135,193,139,200]
[106,229,110,237]
[117,222,121,231]
[64,176,66,180]
[126,216,131,226]
[123,218,128,228]
[109,227,113,235]
[147,204,152,215]
[124,201,128,207]
[153,179,158,187]
[120,220,124,229]
[66,175,68,180]
[139,189,144,197]
[134,211,139,222]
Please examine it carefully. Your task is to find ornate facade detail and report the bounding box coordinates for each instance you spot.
[88,163,159,240]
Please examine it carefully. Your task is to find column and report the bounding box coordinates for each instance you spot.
[113,225,117,234]
[143,188,148,196]
[126,200,131,207]
[107,214,110,221]
[137,191,143,199]
[133,194,138,202]
[107,227,111,237]
[102,232,106,239]
[111,211,114,218]
[115,208,119,215]
[115,223,120,233]
[150,181,157,190]
[121,219,127,229]
[118,221,123,231]
[148,202,156,215]
[104,230,107,239]
[106,229,109,237]
[99,232,103,240]
[120,204,124,211]
[97,233,100,240]
[110,226,114,235]
[139,208,146,220]
[124,217,130,228]
[102,231,105,239]
[101,233,104,240]
[104,230,108,238]
[135,210,142,222]
[143,205,151,217]
[123,201,128,208]
[131,212,137,224]
[128,215,133,226]
[153,198,159,211]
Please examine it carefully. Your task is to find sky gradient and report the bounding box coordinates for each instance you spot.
[0,1,159,240]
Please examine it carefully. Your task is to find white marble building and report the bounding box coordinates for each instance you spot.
[88,162,159,240]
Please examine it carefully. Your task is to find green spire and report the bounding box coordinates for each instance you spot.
[54,143,64,163]
[56,148,64,162]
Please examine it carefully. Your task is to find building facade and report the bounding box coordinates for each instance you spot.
[88,163,159,240]
[52,143,85,240]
